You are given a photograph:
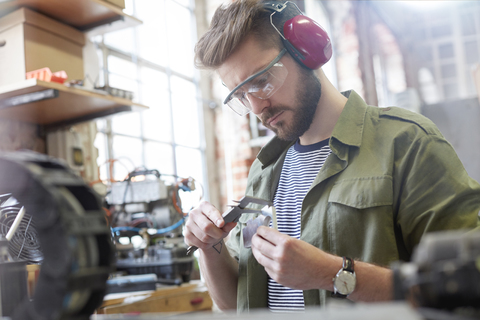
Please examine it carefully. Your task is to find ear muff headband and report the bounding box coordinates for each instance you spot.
[263,1,332,70]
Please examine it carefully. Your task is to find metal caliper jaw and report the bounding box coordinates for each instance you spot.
[186,196,276,254]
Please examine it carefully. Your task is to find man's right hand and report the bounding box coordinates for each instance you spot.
[184,201,237,252]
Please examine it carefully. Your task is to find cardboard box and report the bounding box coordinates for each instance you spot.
[0,8,85,87]
[104,0,126,9]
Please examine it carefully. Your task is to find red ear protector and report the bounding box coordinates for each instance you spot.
[263,1,332,70]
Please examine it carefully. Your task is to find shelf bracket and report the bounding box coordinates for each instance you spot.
[0,89,59,109]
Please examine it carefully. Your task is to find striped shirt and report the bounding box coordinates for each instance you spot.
[268,138,332,312]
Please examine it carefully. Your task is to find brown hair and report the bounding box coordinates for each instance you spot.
[194,0,282,70]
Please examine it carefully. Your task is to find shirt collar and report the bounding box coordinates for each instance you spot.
[256,90,367,167]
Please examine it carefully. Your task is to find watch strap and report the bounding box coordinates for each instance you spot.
[331,291,347,298]
[344,256,354,273]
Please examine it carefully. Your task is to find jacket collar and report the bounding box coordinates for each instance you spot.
[256,90,367,167]
[330,90,366,148]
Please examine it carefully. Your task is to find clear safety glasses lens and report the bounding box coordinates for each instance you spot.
[225,61,288,116]
[224,48,287,116]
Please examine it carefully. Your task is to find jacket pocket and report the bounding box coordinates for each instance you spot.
[328,176,393,209]
[326,176,398,264]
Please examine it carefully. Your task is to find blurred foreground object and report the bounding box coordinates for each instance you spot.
[0,151,115,320]
[393,230,480,318]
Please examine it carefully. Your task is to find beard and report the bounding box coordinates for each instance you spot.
[261,67,322,141]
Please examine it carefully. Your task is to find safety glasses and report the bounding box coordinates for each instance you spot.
[223,48,288,116]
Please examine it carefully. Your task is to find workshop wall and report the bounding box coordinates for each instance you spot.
[326,1,365,97]
[0,119,99,190]
[0,119,44,153]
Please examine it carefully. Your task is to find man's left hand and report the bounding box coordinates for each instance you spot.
[250,226,337,290]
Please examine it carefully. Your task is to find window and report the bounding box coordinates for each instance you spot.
[411,2,480,101]
[94,0,207,197]
[438,43,454,59]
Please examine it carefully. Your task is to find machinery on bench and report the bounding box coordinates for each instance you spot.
[105,168,199,290]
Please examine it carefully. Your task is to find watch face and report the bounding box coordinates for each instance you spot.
[334,270,356,295]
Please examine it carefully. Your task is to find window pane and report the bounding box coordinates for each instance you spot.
[173,0,191,7]
[108,56,137,80]
[96,118,107,132]
[441,64,457,78]
[415,27,427,41]
[109,60,141,137]
[431,24,452,38]
[171,76,200,147]
[124,0,134,15]
[104,28,135,54]
[141,92,172,142]
[95,132,108,181]
[145,141,174,175]
[136,1,167,66]
[438,43,454,59]
[176,146,204,211]
[111,112,142,137]
[418,46,433,61]
[465,41,479,65]
[139,67,172,141]
[166,0,194,77]
[140,66,168,90]
[112,135,143,180]
[461,12,476,36]
[94,47,105,87]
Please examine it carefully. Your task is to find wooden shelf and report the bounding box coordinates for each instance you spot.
[0,0,142,35]
[0,79,148,127]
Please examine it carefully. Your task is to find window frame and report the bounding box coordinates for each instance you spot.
[93,0,209,200]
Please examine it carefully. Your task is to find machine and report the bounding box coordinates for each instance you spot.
[0,151,115,320]
[106,168,199,285]
[393,230,480,319]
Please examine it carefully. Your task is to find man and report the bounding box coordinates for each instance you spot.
[184,0,480,312]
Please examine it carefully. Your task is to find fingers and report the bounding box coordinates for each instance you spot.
[255,226,282,244]
[251,227,278,265]
[184,201,235,250]
[251,230,276,255]
[198,201,225,228]
[222,221,237,234]
[251,227,293,267]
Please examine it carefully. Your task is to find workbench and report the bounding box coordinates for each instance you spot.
[95,280,212,315]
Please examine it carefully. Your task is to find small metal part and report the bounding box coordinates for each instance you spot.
[243,215,271,248]
[186,196,274,255]
[259,205,277,230]
[186,245,197,255]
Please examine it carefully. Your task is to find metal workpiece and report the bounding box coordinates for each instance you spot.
[186,196,276,255]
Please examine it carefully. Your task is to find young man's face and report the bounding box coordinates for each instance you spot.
[218,36,321,141]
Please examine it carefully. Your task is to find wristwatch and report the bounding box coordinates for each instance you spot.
[332,256,356,298]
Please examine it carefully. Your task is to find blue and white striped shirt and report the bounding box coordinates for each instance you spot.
[268,138,332,312]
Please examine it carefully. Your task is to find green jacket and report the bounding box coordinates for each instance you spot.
[226,90,480,311]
